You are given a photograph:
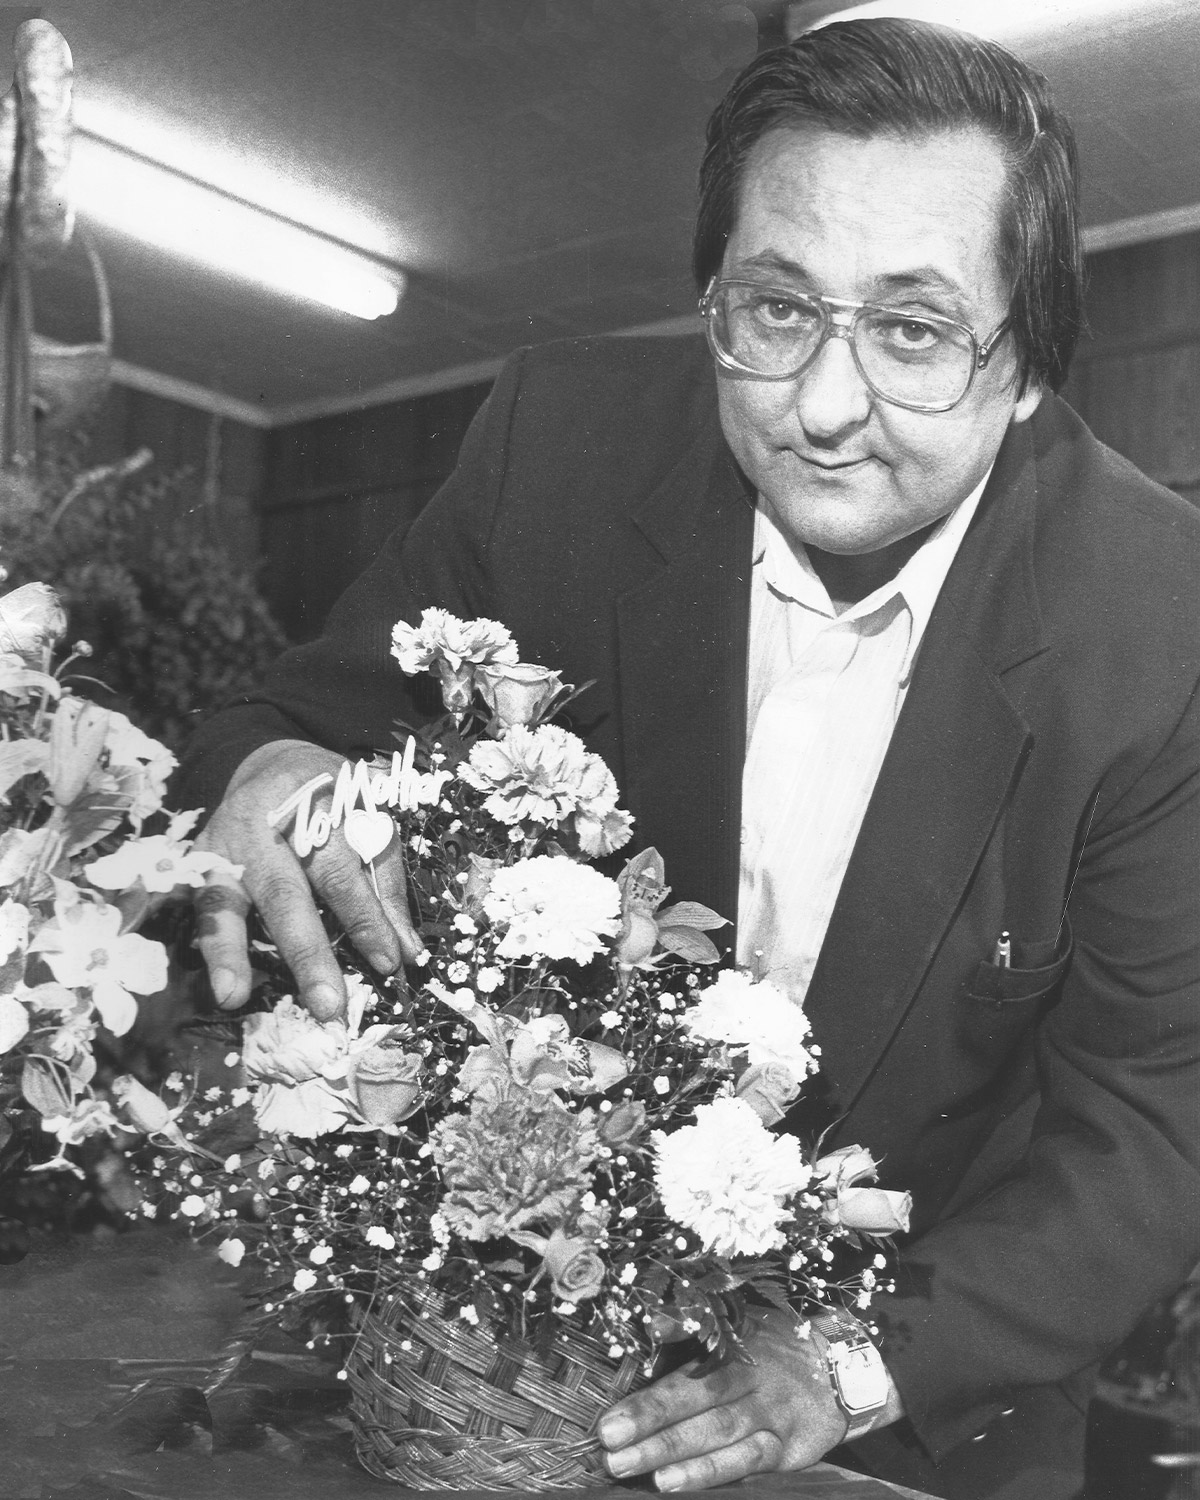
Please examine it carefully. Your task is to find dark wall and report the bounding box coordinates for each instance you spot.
[1062,230,1200,509]
[259,381,491,641]
[92,383,268,569]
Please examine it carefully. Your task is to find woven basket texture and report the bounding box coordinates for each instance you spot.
[346,1284,647,1489]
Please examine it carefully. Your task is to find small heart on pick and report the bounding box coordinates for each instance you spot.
[343,808,395,865]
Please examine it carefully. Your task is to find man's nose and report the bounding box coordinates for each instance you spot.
[791,324,872,439]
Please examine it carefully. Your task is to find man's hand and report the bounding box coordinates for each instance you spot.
[598,1308,897,1492]
[192,740,423,1020]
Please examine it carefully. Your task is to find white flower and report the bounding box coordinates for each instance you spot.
[101,710,178,825]
[483,857,621,963]
[365,1225,396,1249]
[652,1096,811,1257]
[217,1238,246,1267]
[475,966,504,994]
[684,970,817,1085]
[85,835,238,894]
[390,608,517,675]
[292,1268,318,1293]
[391,609,518,713]
[29,897,169,1036]
[349,1174,370,1194]
[179,1194,208,1218]
[459,724,630,854]
[0,899,29,964]
[254,1076,351,1138]
[309,1243,333,1264]
[242,1001,346,1086]
[0,993,29,1053]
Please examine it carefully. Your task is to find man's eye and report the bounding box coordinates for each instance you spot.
[751,297,812,326]
[876,317,941,350]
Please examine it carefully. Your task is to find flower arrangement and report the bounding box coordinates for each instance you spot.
[137,608,911,1488]
[0,573,235,1183]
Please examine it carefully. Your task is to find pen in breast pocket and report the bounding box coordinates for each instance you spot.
[992,931,1011,969]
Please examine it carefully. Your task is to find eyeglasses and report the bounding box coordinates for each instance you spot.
[699,278,1011,413]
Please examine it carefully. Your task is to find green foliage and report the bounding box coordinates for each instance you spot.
[0,432,288,753]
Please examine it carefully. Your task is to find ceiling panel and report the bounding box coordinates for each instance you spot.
[10,0,1200,419]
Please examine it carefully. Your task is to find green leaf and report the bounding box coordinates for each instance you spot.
[654,901,729,931]
[658,926,721,964]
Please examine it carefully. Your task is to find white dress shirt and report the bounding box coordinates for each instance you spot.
[737,472,990,1002]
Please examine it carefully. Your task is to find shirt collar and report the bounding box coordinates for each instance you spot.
[754,465,993,677]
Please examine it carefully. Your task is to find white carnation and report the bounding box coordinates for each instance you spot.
[684,970,817,1084]
[483,857,621,963]
[652,1097,811,1257]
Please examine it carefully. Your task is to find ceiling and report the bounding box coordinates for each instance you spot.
[12,0,1200,426]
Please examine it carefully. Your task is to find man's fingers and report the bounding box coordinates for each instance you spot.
[652,1431,783,1493]
[373,843,424,964]
[600,1360,749,1452]
[250,858,348,1020]
[309,842,402,978]
[194,874,253,1010]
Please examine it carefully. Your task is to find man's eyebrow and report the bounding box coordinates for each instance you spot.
[723,252,975,311]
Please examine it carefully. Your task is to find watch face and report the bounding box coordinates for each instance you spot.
[833,1346,889,1415]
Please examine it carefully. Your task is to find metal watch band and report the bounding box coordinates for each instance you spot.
[814,1312,888,1439]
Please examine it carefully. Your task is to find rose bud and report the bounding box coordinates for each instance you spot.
[835,1186,913,1235]
[814,1144,879,1189]
[543,1227,605,1303]
[478,662,564,731]
[598,1099,646,1147]
[462,853,501,917]
[736,1061,801,1126]
[351,1046,424,1125]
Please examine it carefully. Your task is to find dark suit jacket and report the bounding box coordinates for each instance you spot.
[180,335,1200,1496]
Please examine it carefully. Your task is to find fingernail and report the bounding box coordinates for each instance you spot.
[656,1468,686,1492]
[368,950,397,976]
[598,1415,634,1450]
[306,982,344,1020]
[605,1450,636,1478]
[211,968,237,1005]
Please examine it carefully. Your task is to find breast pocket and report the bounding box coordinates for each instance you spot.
[965,917,1075,1008]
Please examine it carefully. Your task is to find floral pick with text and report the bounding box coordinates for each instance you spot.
[139,607,911,1376]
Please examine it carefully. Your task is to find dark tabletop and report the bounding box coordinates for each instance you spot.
[0,1228,936,1500]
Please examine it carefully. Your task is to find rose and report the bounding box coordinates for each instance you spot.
[350,1044,424,1125]
[242,1000,347,1085]
[814,1144,911,1233]
[835,1186,913,1234]
[478,662,564,730]
[543,1227,605,1303]
[598,1098,646,1148]
[735,1061,801,1126]
[0,582,67,662]
[815,1144,878,1190]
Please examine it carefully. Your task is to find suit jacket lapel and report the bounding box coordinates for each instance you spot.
[802,416,1050,1114]
[615,403,753,931]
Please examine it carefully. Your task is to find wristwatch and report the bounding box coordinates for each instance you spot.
[813,1312,889,1440]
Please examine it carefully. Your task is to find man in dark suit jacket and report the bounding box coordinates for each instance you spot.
[179,20,1200,1500]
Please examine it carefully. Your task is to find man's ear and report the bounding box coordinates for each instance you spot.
[1012,378,1044,425]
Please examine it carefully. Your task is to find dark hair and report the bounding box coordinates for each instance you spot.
[693,18,1084,392]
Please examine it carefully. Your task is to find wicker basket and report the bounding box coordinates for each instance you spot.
[345,1283,648,1489]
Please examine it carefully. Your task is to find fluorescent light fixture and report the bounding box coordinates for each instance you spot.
[69,133,404,320]
[801,0,1176,41]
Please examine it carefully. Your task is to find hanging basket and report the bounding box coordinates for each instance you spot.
[345,1283,649,1490]
[30,225,113,431]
